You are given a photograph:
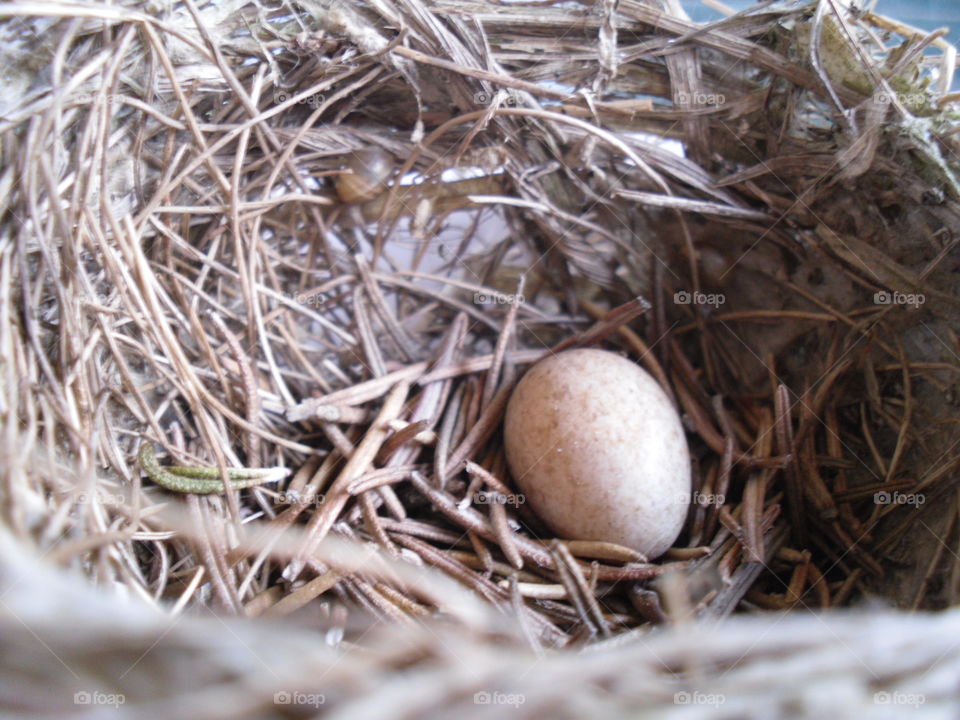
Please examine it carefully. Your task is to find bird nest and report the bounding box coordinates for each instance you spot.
[2,0,960,716]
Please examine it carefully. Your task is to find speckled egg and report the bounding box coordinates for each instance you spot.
[503,348,691,558]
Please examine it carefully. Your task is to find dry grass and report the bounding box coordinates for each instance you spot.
[1,0,959,715]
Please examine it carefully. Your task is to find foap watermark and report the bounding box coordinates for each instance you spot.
[76,491,127,506]
[676,91,726,106]
[74,691,125,709]
[76,93,124,106]
[874,291,924,309]
[276,490,325,505]
[874,691,925,708]
[474,691,526,707]
[874,91,928,111]
[874,491,925,508]
[291,291,325,307]
[474,490,525,507]
[674,691,725,707]
[273,91,326,108]
[674,290,725,308]
[473,89,523,106]
[474,291,524,306]
[681,491,725,507]
[274,691,326,708]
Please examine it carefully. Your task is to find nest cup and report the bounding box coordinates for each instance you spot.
[2,0,960,717]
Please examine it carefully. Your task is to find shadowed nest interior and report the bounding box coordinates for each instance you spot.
[2,0,960,714]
